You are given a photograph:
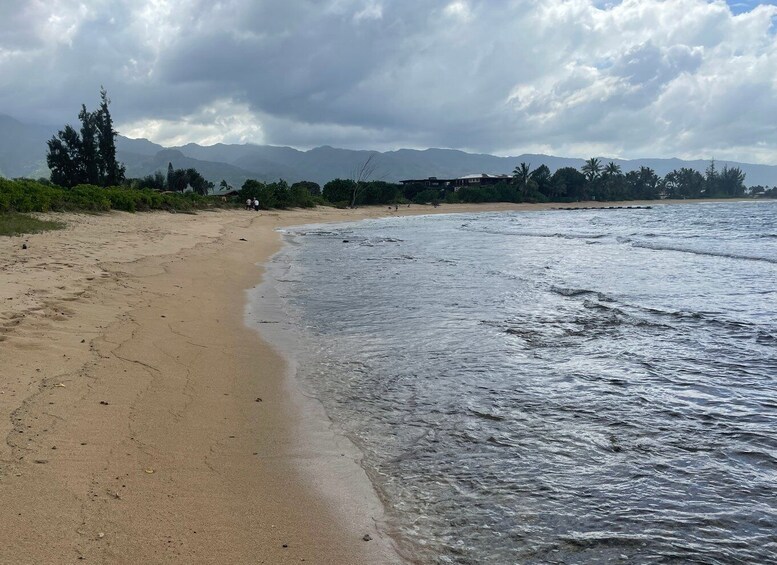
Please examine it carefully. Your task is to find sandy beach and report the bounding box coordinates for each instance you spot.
[0,199,749,563]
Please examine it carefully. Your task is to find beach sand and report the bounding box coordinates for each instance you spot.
[0,199,738,563]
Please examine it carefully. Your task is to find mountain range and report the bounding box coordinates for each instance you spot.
[2,113,777,189]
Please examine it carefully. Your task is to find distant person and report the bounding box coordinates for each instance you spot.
[245,197,252,210]
[253,198,260,211]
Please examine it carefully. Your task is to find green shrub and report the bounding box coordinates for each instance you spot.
[413,188,444,204]
[0,178,214,214]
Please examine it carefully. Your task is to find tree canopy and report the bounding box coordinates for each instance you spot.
[46,88,125,188]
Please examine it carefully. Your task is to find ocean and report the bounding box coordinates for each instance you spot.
[257,201,777,564]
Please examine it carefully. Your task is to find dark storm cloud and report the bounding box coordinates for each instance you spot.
[1,0,776,162]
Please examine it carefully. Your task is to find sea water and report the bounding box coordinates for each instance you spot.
[258,201,777,564]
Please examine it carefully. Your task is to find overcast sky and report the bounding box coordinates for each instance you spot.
[1,0,776,162]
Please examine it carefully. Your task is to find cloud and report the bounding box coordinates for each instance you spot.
[120,98,265,146]
[1,0,776,163]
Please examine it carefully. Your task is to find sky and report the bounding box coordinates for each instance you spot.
[1,0,776,163]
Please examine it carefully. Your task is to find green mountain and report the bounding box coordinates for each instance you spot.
[2,114,777,189]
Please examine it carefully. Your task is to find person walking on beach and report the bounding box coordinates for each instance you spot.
[245,197,252,210]
[253,198,260,211]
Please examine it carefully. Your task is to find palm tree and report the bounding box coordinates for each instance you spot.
[512,162,531,197]
[581,157,602,182]
[603,161,621,177]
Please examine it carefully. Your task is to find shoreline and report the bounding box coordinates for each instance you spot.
[0,198,761,563]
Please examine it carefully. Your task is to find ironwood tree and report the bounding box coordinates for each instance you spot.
[46,88,126,188]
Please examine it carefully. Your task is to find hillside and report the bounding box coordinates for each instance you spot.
[2,114,777,189]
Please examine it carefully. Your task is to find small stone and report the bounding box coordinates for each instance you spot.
[255,398,262,402]
[99,401,109,405]
[362,534,372,542]
[282,544,288,549]
[22,243,27,250]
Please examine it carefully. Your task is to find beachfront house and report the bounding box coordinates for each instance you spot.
[400,173,511,191]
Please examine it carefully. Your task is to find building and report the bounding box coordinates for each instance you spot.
[400,174,511,190]
[450,173,512,188]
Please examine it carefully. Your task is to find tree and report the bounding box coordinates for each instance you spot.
[166,166,213,195]
[323,178,357,205]
[529,164,552,198]
[240,179,276,208]
[271,179,291,208]
[603,161,621,177]
[289,182,316,207]
[46,125,83,188]
[185,168,214,195]
[167,162,174,190]
[95,87,125,186]
[598,162,624,200]
[78,104,99,185]
[581,157,602,183]
[136,171,167,190]
[349,153,379,207]
[512,162,531,198]
[551,167,587,201]
[625,166,660,200]
[290,180,321,197]
[719,165,746,197]
[46,88,125,188]
[662,168,704,199]
[704,159,720,196]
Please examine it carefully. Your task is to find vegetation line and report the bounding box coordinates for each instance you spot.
[1,91,774,216]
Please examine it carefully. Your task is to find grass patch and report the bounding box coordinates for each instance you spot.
[0,213,65,237]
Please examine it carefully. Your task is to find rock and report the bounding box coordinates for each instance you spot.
[255,397,262,402]
[99,401,109,405]
[22,243,27,250]
[362,534,372,542]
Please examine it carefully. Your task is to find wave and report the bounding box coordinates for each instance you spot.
[460,226,608,241]
[632,241,777,264]
[548,287,764,336]
[550,286,614,302]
